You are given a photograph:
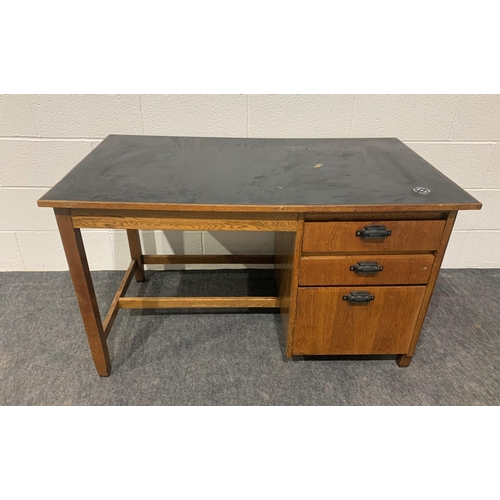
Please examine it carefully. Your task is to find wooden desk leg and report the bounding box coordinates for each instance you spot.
[126,229,145,282]
[55,209,111,377]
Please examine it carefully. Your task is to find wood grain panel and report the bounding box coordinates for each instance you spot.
[304,212,448,221]
[143,254,274,265]
[118,297,280,309]
[274,216,304,357]
[293,286,426,355]
[299,254,435,286]
[274,232,295,356]
[302,220,446,253]
[71,209,297,231]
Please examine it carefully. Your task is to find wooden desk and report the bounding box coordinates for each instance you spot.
[38,135,481,376]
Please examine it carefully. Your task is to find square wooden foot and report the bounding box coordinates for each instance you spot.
[396,354,412,367]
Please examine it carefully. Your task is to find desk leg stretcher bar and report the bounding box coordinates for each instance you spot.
[102,258,279,339]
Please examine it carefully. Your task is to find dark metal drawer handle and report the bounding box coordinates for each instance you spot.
[350,261,383,274]
[355,225,392,239]
[342,291,375,304]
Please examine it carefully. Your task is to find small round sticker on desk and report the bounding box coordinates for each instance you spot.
[413,186,431,195]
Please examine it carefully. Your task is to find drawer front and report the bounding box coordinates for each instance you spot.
[302,220,446,253]
[299,254,435,286]
[293,286,426,355]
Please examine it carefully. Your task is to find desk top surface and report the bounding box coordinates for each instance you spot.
[38,135,481,212]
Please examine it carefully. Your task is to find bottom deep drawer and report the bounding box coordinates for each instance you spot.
[293,286,426,355]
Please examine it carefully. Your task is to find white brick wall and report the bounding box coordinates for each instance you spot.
[0,94,498,271]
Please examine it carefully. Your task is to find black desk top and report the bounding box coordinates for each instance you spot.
[38,135,481,212]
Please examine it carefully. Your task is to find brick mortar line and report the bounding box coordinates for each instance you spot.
[348,95,356,137]
[246,95,250,138]
[139,95,145,134]
[23,187,500,191]
[463,188,500,191]
[0,137,497,144]
[13,232,27,270]
[404,140,498,145]
[26,96,40,137]
[482,142,499,188]
[2,186,499,192]
[0,136,103,141]
[447,95,463,140]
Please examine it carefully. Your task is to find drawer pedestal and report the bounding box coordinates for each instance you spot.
[276,212,459,366]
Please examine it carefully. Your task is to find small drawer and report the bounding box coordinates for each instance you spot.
[299,254,434,286]
[293,286,426,355]
[302,220,446,253]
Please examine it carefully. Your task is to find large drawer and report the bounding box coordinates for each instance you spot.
[293,286,426,355]
[299,254,434,286]
[302,220,446,253]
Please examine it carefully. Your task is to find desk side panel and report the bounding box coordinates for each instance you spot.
[274,217,304,358]
[70,209,298,232]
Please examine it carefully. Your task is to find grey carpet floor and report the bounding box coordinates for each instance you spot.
[0,269,499,405]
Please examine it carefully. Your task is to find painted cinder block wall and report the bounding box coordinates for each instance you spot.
[0,94,499,271]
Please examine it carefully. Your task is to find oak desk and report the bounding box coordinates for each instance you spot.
[38,135,481,376]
